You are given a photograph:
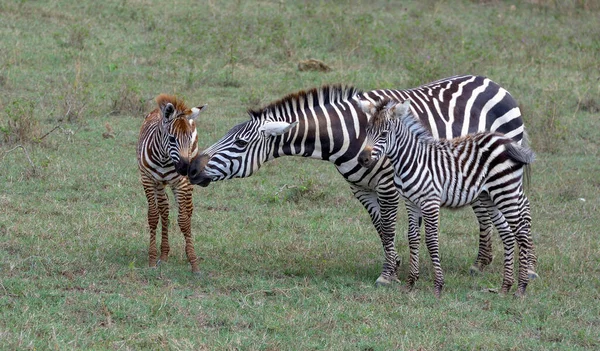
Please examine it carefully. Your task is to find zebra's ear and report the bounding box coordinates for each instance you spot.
[189,104,207,121]
[358,100,376,119]
[390,99,411,120]
[259,121,299,137]
[162,103,176,121]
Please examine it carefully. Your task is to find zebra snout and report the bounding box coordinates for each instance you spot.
[175,160,190,177]
[358,149,374,168]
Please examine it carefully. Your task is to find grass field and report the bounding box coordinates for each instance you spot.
[1,0,599,350]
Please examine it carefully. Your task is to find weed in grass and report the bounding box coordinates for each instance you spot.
[1,98,39,145]
[110,84,149,117]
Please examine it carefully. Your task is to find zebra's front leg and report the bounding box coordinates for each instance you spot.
[350,185,400,286]
[422,204,444,298]
[470,197,493,274]
[155,184,170,264]
[142,180,160,268]
[175,180,200,275]
[376,194,402,286]
[405,204,422,291]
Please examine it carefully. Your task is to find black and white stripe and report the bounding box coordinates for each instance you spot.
[359,98,535,297]
[188,75,528,285]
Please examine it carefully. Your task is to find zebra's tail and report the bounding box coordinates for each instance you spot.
[506,139,535,188]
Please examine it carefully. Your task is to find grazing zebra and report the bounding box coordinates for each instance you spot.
[137,94,206,274]
[358,98,535,297]
[188,75,528,285]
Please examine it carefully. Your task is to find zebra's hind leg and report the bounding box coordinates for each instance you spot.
[520,194,539,280]
[480,195,515,294]
[174,179,200,275]
[142,177,160,268]
[515,196,535,297]
[469,197,493,274]
[155,183,170,264]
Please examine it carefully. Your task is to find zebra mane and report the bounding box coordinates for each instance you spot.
[156,94,191,115]
[372,98,436,144]
[248,84,362,120]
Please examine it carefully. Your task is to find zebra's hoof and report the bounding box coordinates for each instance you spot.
[192,271,202,279]
[375,276,392,287]
[527,269,539,280]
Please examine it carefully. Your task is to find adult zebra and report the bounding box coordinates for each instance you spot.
[137,94,206,274]
[358,98,535,297]
[188,75,527,285]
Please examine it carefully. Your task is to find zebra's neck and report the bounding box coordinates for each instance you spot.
[388,119,454,177]
[262,95,365,165]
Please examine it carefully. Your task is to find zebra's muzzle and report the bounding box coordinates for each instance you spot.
[357,148,374,168]
[188,153,212,186]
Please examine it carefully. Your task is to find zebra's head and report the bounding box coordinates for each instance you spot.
[357,98,412,168]
[187,116,297,187]
[157,95,207,177]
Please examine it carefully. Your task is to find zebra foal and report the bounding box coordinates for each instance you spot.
[358,98,535,297]
[137,94,206,274]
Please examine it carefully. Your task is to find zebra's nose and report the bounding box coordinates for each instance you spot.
[175,160,189,177]
[358,148,373,168]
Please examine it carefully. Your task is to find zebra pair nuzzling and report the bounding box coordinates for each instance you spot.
[187,75,537,295]
[357,98,537,297]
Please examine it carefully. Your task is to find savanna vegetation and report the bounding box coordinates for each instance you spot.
[1,0,599,350]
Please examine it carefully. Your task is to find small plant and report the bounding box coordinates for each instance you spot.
[111,84,148,117]
[1,98,40,145]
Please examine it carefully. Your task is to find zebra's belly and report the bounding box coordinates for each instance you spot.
[440,184,484,208]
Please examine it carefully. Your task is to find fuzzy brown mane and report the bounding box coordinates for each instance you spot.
[156,94,191,115]
[370,98,395,129]
[248,84,362,119]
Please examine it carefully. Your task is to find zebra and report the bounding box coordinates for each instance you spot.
[358,98,535,297]
[137,94,206,274]
[187,75,529,285]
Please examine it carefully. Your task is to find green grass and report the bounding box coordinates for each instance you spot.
[1,0,600,349]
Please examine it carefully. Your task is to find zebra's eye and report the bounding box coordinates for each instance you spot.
[168,135,176,144]
[234,138,248,147]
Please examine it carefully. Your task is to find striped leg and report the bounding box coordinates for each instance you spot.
[405,203,422,290]
[142,178,160,268]
[350,185,401,286]
[480,196,516,294]
[174,179,200,274]
[155,183,170,264]
[470,198,494,273]
[514,195,534,296]
[520,193,538,277]
[422,203,444,298]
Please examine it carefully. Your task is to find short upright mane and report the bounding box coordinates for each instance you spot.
[156,94,190,114]
[249,85,362,119]
[373,98,435,144]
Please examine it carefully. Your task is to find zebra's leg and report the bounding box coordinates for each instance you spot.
[513,195,535,297]
[520,193,538,278]
[174,179,200,274]
[421,203,444,298]
[469,197,493,274]
[155,183,170,264]
[480,196,515,294]
[405,203,422,291]
[142,177,160,268]
[350,184,400,286]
